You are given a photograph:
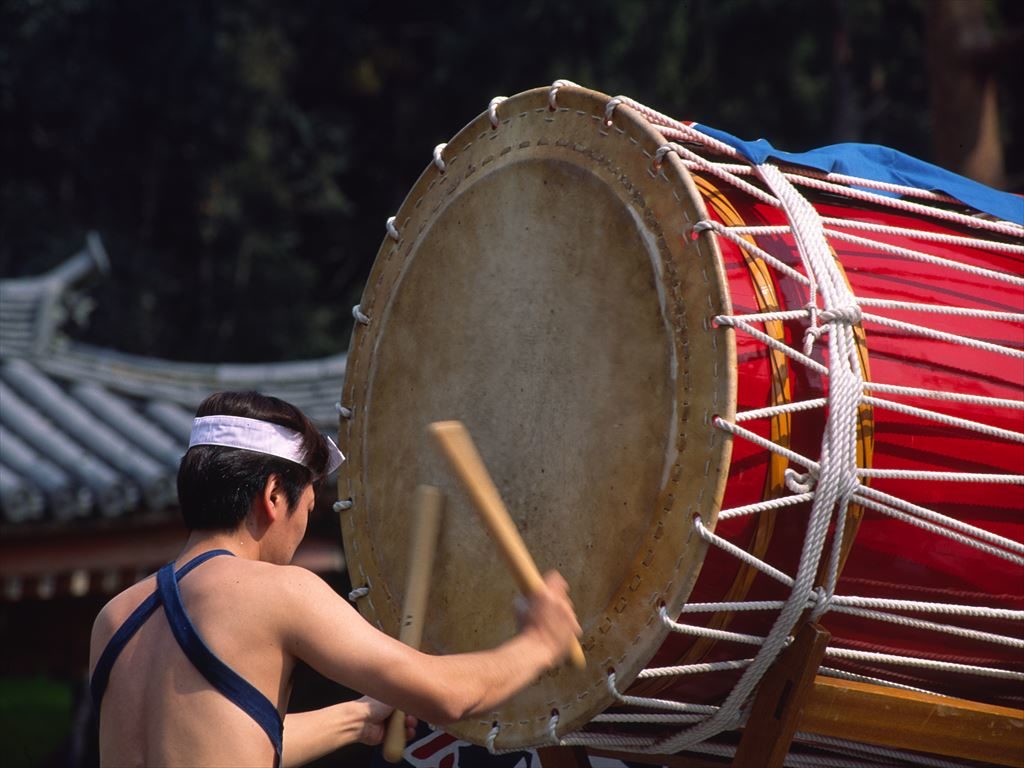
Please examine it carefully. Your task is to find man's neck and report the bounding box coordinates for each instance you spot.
[181,527,262,562]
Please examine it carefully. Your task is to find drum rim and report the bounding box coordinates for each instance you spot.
[339,83,737,748]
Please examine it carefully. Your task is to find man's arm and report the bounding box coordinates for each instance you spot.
[281,698,415,767]
[276,567,581,724]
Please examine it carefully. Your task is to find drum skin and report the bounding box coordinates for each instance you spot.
[340,84,1023,749]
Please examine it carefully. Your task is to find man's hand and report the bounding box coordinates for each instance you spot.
[517,571,582,666]
[282,698,418,766]
[355,697,417,747]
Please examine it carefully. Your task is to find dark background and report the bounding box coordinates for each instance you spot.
[2,0,1021,363]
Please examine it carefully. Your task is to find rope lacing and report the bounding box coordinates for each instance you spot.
[551,86,1023,751]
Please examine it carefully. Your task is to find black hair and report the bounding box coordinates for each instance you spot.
[177,391,331,531]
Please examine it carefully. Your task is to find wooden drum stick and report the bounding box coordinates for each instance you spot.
[382,485,444,763]
[428,420,586,670]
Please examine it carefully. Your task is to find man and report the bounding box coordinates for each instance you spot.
[89,391,581,767]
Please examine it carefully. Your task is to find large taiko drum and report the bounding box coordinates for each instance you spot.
[338,83,1023,756]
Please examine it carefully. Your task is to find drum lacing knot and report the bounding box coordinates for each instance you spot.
[386,216,400,241]
[333,499,353,513]
[548,79,578,110]
[432,143,447,173]
[810,586,835,621]
[485,722,501,754]
[547,710,560,743]
[837,471,862,503]
[802,302,824,355]
[335,402,353,419]
[352,304,370,325]
[653,144,675,171]
[488,96,507,128]
[603,97,623,126]
[606,669,620,697]
[785,467,817,493]
[805,304,862,353]
[656,603,674,630]
[820,304,863,325]
[347,585,369,601]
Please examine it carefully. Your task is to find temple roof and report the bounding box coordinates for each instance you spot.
[0,234,347,526]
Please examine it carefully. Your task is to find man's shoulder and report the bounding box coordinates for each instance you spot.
[89,574,157,667]
[223,560,331,603]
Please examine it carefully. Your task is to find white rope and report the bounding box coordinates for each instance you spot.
[818,665,951,697]
[681,601,785,613]
[818,217,1024,255]
[692,517,795,587]
[734,398,828,422]
[864,393,1024,442]
[547,79,578,109]
[857,468,1024,483]
[351,304,370,325]
[713,418,819,472]
[347,586,369,601]
[828,603,1024,648]
[689,161,962,206]
[795,733,973,768]
[607,671,720,714]
[664,143,782,207]
[852,493,1024,566]
[636,659,755,677]
[432,143,447,172]
[832,596,1024,620]
[861,312,1024,358]
[826,229,1024,287]
[718,308,814,324]
[663,617,766,646]
[714,319,828,374]
[853,484,1024,557]
[732,218,1024,256]
[863,381,1024,410]
[590,713,706,724]
[677,597,1022,647]
[856,296,1024,323]
[717,492,816,520]
[487,96,507,127]
[824,646,1024,681]
[695,220,811,284]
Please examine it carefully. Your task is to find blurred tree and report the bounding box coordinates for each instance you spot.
[925,0,1023,188]
[1,0,1020,363]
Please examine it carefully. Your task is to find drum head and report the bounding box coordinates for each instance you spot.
[340,85,735,747]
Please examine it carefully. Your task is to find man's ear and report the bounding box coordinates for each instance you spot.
[260,474,284,523]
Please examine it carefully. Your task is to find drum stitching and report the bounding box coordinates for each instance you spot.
[547,105,711,723]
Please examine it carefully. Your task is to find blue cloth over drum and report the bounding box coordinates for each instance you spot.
[692,123,1024,225]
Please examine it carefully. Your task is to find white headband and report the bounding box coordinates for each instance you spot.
[188,415,345,475]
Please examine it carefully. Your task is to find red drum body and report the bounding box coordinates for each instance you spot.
[340,83,1023,753]
[644,172,1024,709]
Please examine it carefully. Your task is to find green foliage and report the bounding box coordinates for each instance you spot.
[0,676,73,767]
[1,0,1020,361]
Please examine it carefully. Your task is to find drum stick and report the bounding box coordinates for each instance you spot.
[382,485,444,764]
[428,421,586,670]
